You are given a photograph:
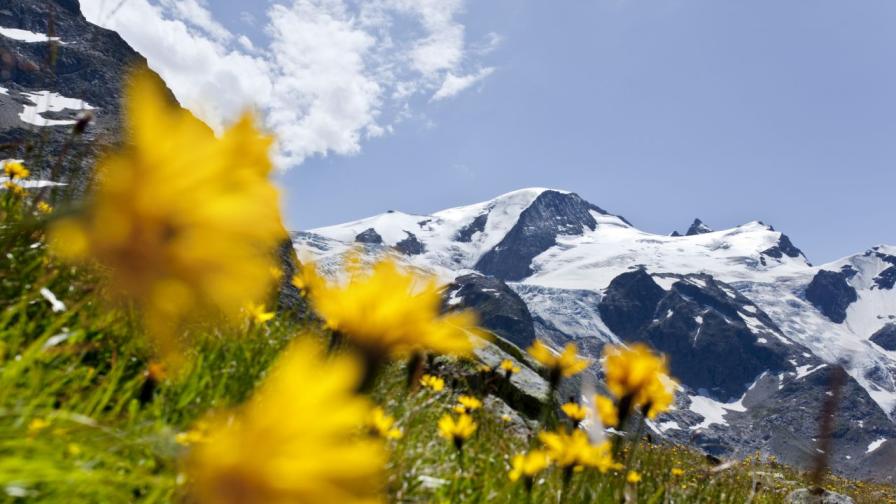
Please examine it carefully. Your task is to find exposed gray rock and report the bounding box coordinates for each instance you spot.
[354,227,383,244]
[805,270,857,324]
[870,323,896,351]
[685,218,713,236]
[475,190,620,281]
[454,212,488,242]
[394,231,425,255]
[786,488,854,504]
[445,274,536,349]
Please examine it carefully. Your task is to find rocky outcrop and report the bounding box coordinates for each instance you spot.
[805,270,857,324]
[354,228,383,244]
[394,231,425,255]
[685,218,712,236]
[762,234,805,260]
[454,213,487,242]
[597,269,665,339]
[444,274,536,349]
[870,324,896,351]
[475,190,611,281]
[786,489,855,504]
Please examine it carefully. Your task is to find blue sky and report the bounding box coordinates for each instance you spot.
[83,1,896,263]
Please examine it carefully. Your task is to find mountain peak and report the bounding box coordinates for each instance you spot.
[685,218,713,236]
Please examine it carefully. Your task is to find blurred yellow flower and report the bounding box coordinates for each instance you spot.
[176,421,210,446]
[189,337,385,504]
[499,359,520,375]
[27,418,49,437]
[369,407,402,440]
[501,414,512,423]
[438,413,477,449]
[602,344,676,419]
[594,395,619,428]
[3,160,29,179]
[527,340,589,386]
[36,201,53,214]
[297,258,486,360]
[419,374,445,392]
[508,450,550,482]
[626,470,642,484]
[561,402,587,423]
[245,303,275,325]
[538,429,619,473]
[671,467,685,477]
[3,181,25,197]
[48,70,284,357]
[455,395,482,413]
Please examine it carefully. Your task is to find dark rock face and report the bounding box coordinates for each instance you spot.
[762,234,805,260]
[597,269,665,339]
[394,231,425,255]
[0,0,162,179]
[274,240,309,317]
[600,271,794,399]
[455,213,488,242]
[685,218,712,236]
[444,274,536,349]
[354,228,383,244]
[805,270,857,324]
[475,191,610,281]
[874,266,896,290]
[870,324,896,351]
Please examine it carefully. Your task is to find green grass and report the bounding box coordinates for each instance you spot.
[1,194,896,503]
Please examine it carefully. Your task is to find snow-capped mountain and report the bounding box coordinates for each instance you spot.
[294,187,896,481]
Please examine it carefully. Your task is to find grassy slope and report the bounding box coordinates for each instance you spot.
[1,212,895,503]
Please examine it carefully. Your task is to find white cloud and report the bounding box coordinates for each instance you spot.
[80,0,497,168]
[432,67,495,102]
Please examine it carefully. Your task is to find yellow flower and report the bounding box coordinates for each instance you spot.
[561,402,587,423]
[671,467,685,477]
[438,413,477,449]
[527,340,589,386]
[67,443,82,456]
[454,395,482,413]
[626,470,642,484]
[499,359,520,375]
[602,344,676,419]
[369,407,403,440]
[538,429,619,473]
[48,70,284,357]
[594,395,619,428]
[3,181,25,197]
[298,258,486,360]
[176,421,210,446]
[419,374,445,392]
[245,303,275,325]
[27,418,49,437]
[508,450,550,482]
[3,160,29,179]
[36,201,53,214]
[188,337,385,504]
[269,266,284,281]
[501,414,512,423]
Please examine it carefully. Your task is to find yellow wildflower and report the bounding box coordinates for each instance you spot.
[176,421,210,446]
[561,402,588,424]
[454,395,482,413]
[538,429,619,473]
[36,201,53,214]
[671,467,685,477]
[594,394,619,428]
[627,470,642,484]
[67,443,82,456]
[48,70,284,358]
[369,407,403,440]
[3,181,25,197]
[528,340,589,386]
[499,359,520,375]
[602,343,676,419]
[438,413,477,450]
[27,418,49,437]
[188,337,385,504]
[297,258,486,360]
[509,450,550,483]
[269,266,284,281]
[501,414,512,423]
[245,303,275,325]
[3,160,29,179]
[420,374,445,392]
